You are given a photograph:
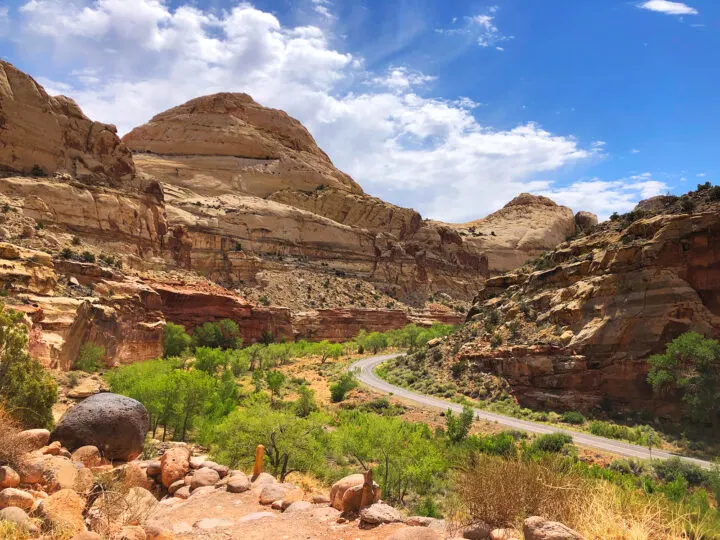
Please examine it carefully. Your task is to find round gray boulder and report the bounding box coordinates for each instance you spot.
[50,393,149,461]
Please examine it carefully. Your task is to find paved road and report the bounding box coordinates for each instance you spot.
[351,353,714,469]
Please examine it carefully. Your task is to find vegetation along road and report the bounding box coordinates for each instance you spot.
[352,353,713,469]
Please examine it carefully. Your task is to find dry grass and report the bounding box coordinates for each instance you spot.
[0,522,30,540]
[454,454,716,540]
[455,454,585,528]
[0,404,32,470]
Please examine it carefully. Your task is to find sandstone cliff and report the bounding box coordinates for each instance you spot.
[0,60,134,184]
[437,198,720,415]
[447,193,577,272]
[123,93,489,303]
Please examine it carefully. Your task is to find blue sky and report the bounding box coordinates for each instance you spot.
[0,0,716,221]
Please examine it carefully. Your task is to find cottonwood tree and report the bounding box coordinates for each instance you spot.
[648,332,720,429]
[213,405,327,482]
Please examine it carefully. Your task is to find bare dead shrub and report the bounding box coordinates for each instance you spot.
[0,404,33,470]
[454,453,586,528]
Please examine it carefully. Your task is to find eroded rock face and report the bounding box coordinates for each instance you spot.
[0,60,134,183]
[123,93,488,303]
[449,193,576,272]
[451,211,720,414]
[50,393,149,460]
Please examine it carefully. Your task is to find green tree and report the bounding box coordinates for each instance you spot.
[212,404,327,482]
[251,369,265,393]
[0,303,57,429]
[317,341,343,364]
[294,385,317,418]
[337,412,445,502]
[445,405,475,443]
[245,344,264,371]
[266,370,286,405]
[648,332,720,428]
[75,342,105,372]
[330,370,359,403]
[192,319,242,349]
[164,322,191,357]
[194,347,229,375]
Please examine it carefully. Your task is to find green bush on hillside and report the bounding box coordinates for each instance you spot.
[0,302,57,429]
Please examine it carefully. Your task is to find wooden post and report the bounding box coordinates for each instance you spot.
[253,444,265,477]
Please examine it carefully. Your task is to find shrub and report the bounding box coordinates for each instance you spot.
[709,186,720,202]
[163,322,191,357]
[294,385,318,418]
[60,247,75,259]
[456,454,585,528]
[76,342,105,372]
[561,411,586,425]
[490,333,503,348]
[654,457,708,487]
[72,235,81,246]
[446,405,475,443]
[81,250,96,263]
[697,181,712,191]
[0,303,57,429]
[530,432,574,454]
[330,371,358,403]
[608,458,648,477]
[0,405,33,470]
[258,295,270,306]
[680,197,696,213]
[30,164,45,177]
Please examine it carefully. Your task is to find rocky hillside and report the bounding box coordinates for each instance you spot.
[432,191,720,416]
[0,60,472,368]
[446,194,595,273]
[123,93,489,304]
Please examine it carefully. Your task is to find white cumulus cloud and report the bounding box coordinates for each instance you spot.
[638,1,698,16]
[10,0,654,222]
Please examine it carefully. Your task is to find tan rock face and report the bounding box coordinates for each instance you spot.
[0,60,134,183]
[448,193,576,272]
[123,92,488,304]
[453,211,720,413]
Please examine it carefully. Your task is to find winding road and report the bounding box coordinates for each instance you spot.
[351,353,714,469]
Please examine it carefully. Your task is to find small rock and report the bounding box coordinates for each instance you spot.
[491,528,519,540]
[42,441,63,455]
[190,467,220,490]
[523,516,584,540]
[201,460,229,478]
[70,533,103,540]
[0,506,39,535]
[388,527,442,540]
[168,479,185,495]
[227,475,250,493]
[172,522,192,534]
[174,486,190,499]
[67,378,102,399]
[271,499,284,510]
[40,488,86,535]
[463,522,492,540]
[69,276,81,287]
[117,525,147,540]
[18,458,44,484]
[42,455,78,492]
[259,483,300,505]
[143,524,175,539]
[123,462,152,490]
[195,518,232,530]
[160,447,191,488]
[16,429,50,451]
[0,467,20,489]
[359,503,403,525]
[71,445,102,468]
[189,456,205,469]
[0,488,34,511]
[237,511,275,523]
[190,486,216,498]
[311,493,330,504]
[284,501,313,514]
[249,472,276,486]
[145,461,162,477]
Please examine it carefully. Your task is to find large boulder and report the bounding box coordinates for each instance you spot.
[50,393,149,461]
[523,516,584,540]
[0,506,39,535]
[574,211,598,231]
[329,473,364,510]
